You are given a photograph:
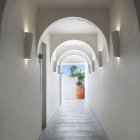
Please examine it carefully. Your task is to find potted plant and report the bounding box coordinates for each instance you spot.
[69,65,85,99]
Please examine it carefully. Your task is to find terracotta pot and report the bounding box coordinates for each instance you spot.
[76,85,84,99]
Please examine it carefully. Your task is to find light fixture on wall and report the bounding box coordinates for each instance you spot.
[98,51,102,67]
[111,31,120,58]
[24,32,33,60]
[92,60,95,72]
[116,24,121,31]
[57,65,61,74]
[133,0,140,32]
[53,61,57,72]
[88,64,91,73]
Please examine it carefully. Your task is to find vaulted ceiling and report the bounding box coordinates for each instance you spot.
[31,0,113,8]
[49,18,98,34]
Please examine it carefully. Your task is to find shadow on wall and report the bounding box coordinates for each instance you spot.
[133,0,140,31]
[0,0,7,33]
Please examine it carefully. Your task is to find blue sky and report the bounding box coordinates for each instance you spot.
[61,64,85,75]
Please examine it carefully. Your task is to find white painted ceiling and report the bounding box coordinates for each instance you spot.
[62,55,86,64]
[32,0,112,8]
[57,40,90,46]
[49,19,98,34]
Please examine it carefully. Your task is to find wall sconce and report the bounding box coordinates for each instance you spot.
[57,65,61,74]
[111,31,120,58]
[53,61,57,72]
[98,51,102,67]
[87,64,91,73]
[24,32,33,60]
[92,60,95,72]
[133,0,140,32]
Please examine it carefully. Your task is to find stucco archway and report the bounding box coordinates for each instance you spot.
[37,16,109,129]
[57,51,92,73]
[37,17,109,57]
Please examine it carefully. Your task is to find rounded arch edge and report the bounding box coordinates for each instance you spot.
[37,17,109,55]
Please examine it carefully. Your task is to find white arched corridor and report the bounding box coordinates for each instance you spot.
[1,1,140,140]
[37,17,109,140]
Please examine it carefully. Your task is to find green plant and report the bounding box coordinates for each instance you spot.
[69,65,85,86]
[70,65,78,73]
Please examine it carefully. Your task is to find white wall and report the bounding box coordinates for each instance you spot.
[3,1,140,140]
[86,0,140,140]
[0,0,41,140]
[61,75,77,100]
[47,70,60,122]
[50,34,98,58]
[45,34,60,123]
[36,8,110,43]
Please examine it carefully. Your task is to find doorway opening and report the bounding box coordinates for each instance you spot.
[61,63,86,101]
[52,41,96,105]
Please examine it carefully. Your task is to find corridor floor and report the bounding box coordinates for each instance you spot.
[38,100,109,140]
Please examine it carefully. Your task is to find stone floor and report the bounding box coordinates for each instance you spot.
[38,100,109,140]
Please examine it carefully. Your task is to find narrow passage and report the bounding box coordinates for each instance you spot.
[38,100,109,140]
